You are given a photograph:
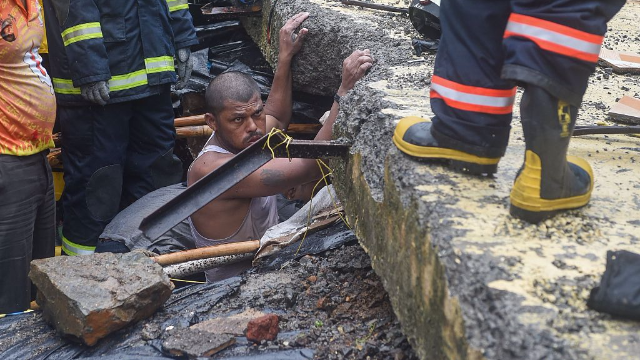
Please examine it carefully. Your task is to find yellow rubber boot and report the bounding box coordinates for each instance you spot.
[510,86,593,223]
[393,116,501,175]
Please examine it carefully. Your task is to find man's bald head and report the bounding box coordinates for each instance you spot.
[205,72,261,116]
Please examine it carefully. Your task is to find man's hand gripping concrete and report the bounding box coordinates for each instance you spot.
[337,49,374,96]
[278,12,309,62]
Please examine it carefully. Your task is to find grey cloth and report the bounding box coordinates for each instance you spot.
[99,183,195,254]
[0,152,55,314]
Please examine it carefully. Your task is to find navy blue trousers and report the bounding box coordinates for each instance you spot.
[60,86,182,252]
[430,0,625,157]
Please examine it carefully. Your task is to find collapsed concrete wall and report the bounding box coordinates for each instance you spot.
[244,0,640,359]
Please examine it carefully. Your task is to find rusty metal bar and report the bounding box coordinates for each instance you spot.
[341,0,408,14]
[573,125,640,136]
[139,133,349,240]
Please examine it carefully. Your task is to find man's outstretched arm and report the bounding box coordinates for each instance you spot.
[265,12,309,131]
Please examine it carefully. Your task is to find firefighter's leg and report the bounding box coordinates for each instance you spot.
[121,85,182,208]
[393,0,513,175]
[503,0,625,223]
[60,104,131,255]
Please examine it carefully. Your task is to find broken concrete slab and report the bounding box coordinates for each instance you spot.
[246,313,280,343]
[609,95,640,124]
[29,252,173,346]
[163,328,235,358]
[245,0,640,359]
[191,308,267,335]
[599,48,640,74]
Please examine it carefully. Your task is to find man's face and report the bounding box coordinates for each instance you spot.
[208,93,266,153]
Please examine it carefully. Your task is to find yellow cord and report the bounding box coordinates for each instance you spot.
[0,309,33,318]
[263,128,293,160]
[170,278,206,284]
[262,128,350,256]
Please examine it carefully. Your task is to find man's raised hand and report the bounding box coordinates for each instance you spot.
[337,49,374,96]
[278,12,310,62]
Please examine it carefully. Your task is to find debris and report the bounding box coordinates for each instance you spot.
[599,49,640,74]
[588,250,640,320]
[246,314,280,342]
[609,95,640,124]
[408,0,441,40]
[29,252,173,346]
[163,328,235,358]
[412,38,439,56]
[192,308,267,335]
[341,0,408,14]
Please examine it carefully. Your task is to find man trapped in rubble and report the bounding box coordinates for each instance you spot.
[0,0,56,314]
[188,12,374,282]
[392,0,625,223]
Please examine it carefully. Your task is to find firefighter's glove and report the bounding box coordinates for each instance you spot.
[175,47,193,90]
[81,81,110,106]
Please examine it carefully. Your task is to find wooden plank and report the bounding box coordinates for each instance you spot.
[599,49,640,74]
[609,96,640,125]
[174,115,206,127]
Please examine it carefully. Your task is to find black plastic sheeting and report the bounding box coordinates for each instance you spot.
[256,222,357,270]
[0,279,239,359]
[588,250,640,320]
[0,223,353,359]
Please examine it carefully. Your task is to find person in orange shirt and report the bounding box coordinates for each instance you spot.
[0,0,56,314]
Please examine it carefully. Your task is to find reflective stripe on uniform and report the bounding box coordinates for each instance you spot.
[62,236,96,256]
[504,13,603,63]
[167,0,189,12]
[108,69,149,92]
[53,56,176,95]
[61,22,103,46]
[52,78,81,94]
[430,75,516,115]
[145,56,175,74]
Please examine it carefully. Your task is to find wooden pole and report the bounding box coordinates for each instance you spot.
[174,115,206,127]
[162,253,254,278]
[176,125,213,138]
[153,240,260,266]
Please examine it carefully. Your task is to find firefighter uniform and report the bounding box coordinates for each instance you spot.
[42,0,198,255]
[394,0,625,222]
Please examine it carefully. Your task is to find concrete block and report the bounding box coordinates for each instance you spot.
[29,252,173,346]
[163,328,235,358]
[245,0,640,359]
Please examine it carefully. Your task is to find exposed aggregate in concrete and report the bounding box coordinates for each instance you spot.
[245,0,640,359]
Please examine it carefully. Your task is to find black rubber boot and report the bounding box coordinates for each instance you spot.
[393,116,500,175]
[510,86,593,223]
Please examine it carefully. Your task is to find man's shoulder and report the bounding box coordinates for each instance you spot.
[188,151,234,184]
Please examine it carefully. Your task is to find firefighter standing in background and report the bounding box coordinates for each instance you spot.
[42,0,198,255]
[393,0,625,223]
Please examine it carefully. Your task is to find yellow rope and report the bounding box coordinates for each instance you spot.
[170,278,206,284]
[263,128,292,160]
[262,128,350,255]
[0,309,33,318]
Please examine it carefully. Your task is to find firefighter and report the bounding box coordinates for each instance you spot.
[42,0,198,255]
[393,0,625,223]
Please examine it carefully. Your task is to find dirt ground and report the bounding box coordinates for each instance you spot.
[213,243,419,360]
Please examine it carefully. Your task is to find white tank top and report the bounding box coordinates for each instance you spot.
[187,134,279,282]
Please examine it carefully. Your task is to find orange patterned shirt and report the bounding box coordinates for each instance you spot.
[0,0,55,156]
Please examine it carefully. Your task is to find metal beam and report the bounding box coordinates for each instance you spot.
[139,132,349,240]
